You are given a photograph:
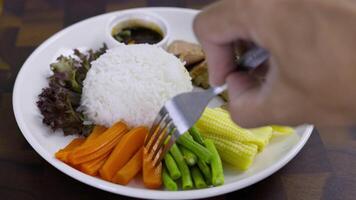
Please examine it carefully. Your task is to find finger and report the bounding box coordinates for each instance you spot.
[249,61,269,82]
[193,0,253,86]
[226,72,257,100]
[226,70,282,128]
[227,70,305,128]
[193,0,274,86]
[203,42,235,86]
[226,72,265,128]
[193,0,252,43]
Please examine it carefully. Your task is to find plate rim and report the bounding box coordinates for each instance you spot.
[12,7,314,199]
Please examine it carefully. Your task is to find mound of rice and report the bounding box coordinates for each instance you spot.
[81,44,193,127]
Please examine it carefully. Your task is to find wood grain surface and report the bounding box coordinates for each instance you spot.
[1,0,355,199]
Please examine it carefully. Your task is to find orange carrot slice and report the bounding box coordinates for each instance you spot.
[143,147,162,189]
[99,126,148,181]
[79,151,111,176]
[83,125,107,145]
[112,147,143,185]
[68,121,127,165]
[55,138,85,163]
[72,121,127,155]
[69,133,124,165]
[56,125,106,164]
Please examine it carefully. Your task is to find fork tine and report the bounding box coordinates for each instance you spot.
[171,128,181,141]
[144,107,168,146]
[145,110,169,149]
[146,116,171,152]
[151,146,163,167]
[152,132,176,167]
[149,121,175,161]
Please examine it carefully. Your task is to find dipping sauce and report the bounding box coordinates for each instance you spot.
[112,19,164,45]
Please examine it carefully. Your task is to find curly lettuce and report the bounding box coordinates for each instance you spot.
[37,44,107,135]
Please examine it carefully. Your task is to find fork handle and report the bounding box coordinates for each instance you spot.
[212,84,227,95]
[237,47,269,70]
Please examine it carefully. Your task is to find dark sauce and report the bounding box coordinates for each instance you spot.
[113,26,163,45]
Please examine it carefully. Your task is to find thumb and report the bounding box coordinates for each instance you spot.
[227,70,307,128]
[226,72,273,128]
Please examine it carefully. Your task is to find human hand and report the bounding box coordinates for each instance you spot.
[194,0,356,128]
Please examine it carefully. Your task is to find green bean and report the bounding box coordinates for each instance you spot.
[164,152,181,180]
[170,144,193,190]
[189,126,205,145]
[179,145,197,166]
[185,132,194,140]
[191,166,208,189]
[197,159,212,185]
[162,167,178,191]
[177,133,212,163]
[204,139,224,186]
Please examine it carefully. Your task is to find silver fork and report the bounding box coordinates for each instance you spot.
[144,46,269,166]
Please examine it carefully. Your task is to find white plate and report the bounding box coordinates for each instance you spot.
[13,7,313,199]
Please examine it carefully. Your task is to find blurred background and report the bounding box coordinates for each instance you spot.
[0,0,355,200]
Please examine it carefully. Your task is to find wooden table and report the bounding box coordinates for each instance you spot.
[1,0,355,199]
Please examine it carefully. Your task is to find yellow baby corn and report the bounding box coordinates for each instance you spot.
[270,125,295,137]
[196,108,268,150]
[204,134,258,170]
[195,107,295,170]
[249,126,273,151]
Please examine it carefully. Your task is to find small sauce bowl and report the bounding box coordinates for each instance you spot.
[105,11,170,49]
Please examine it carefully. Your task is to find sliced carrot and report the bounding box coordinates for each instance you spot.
[68,121,128,165]
[143,147,162,189]
[112,147,143,185]
[72,121,127,155]
[79,151,111,176]
[99,126,148,181]
[83,125,107,145]
[68,133,124,165]
[55,138,85,163]
[57,125,106,164]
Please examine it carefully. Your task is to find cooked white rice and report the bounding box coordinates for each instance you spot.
[80,44,193,127]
